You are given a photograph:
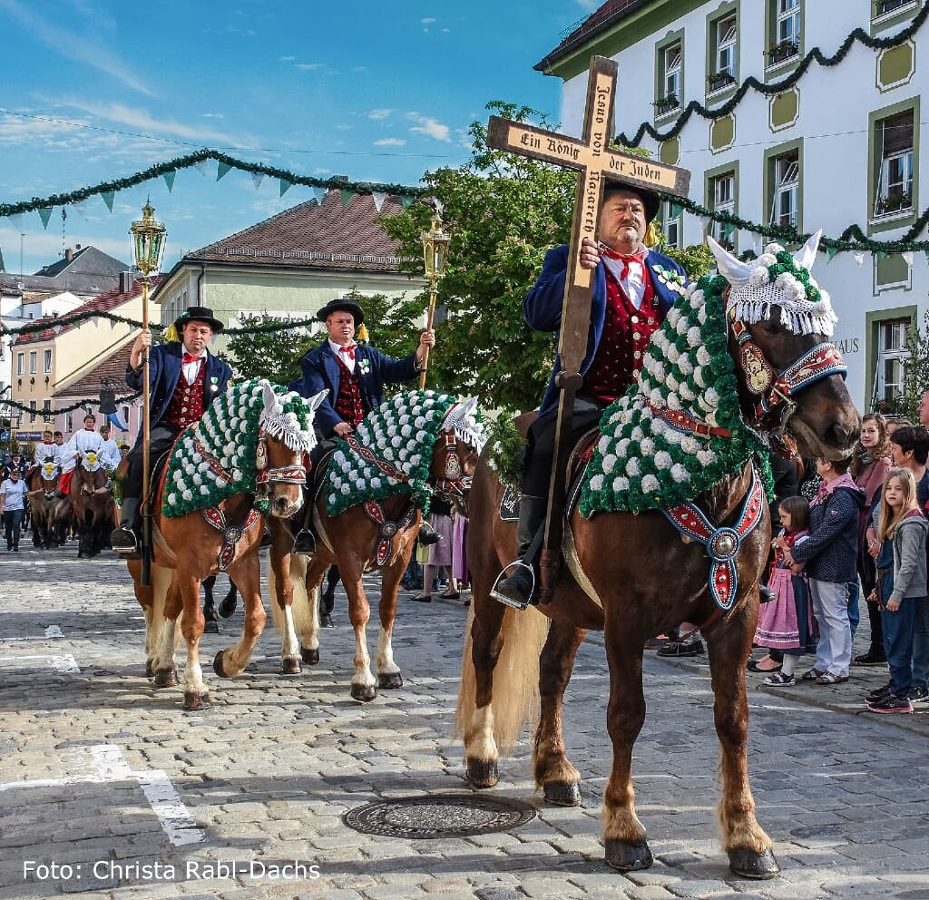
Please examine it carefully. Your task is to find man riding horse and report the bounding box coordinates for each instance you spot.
[495,183,688,608]
[111,306,232,554]
[293,298,442,553]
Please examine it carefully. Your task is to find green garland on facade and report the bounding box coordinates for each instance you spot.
[0,149,426,219]
[617,4,928,147]
[4,392,141,416]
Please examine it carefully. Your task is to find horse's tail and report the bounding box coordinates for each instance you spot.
[455,602,550,756]
[268,554,316,636]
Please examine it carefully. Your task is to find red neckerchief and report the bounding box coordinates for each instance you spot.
[600,245,647,280]
[182,352,203,364]
[338,344,357,360]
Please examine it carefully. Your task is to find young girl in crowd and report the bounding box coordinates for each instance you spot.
[756,496,816,686]
[866,468,928,713]
[783,456,865,685]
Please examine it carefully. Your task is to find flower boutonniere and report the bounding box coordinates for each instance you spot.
[209,376,219,393]
[359,358,371,375]
[652,263,686,294]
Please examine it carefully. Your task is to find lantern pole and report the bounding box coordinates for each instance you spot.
[418,210,450,390]
[130,200,166,586]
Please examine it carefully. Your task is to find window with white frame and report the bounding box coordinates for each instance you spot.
[776,0,801,46]
[29,351,37,375]
[710,172,736,247]
[874,318,910,405]
[661,201,683,248]
[29,400,36,423]
[16,352,24,376]
[663,43,682,105]
[717,16,737,77]
[42,400,52,423]
[770,151,799,227]
[43,349,52,374]
[873,110,914,218]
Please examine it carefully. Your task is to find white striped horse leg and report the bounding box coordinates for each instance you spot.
[375,550,409,690]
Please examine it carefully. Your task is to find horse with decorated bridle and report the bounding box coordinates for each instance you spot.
[69,448,114,558]
[25,457,66,548]
[127,379,324,710]
[268,390,486,701]
[457,232,860,879]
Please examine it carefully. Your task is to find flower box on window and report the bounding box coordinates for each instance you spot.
[875,0,912,16]
[653,94,680,117]
[766,40,799,65]
[707,71,736,93]
[874,192,913,217]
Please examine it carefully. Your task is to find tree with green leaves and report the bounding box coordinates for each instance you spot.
[380,102,713,415]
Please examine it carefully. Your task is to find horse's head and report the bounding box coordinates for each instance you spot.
[75,453,107,494]
[257,382,325,518]
[430,397,488,515]
[708,232,860,461]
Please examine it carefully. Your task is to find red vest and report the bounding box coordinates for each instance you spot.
[334,355,367,428]
[163,362,206,431]
[583,269,661,403]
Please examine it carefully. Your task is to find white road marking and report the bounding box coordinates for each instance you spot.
[0,654,79,673]
[35,590,52,600]
[0,744,206,846]
[44,624,63,638]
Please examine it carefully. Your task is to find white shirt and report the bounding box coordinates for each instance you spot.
[181,346,207,385]
[100,438,121,469]
[328,338,357,374]
[62,429,106,472]
[34,442,65,469]
[0,478,27,511]
[600,243,649,310]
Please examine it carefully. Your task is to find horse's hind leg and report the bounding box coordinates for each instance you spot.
[705,609,779,879]
[202,575,220,634]
[602,629,651,872]
[177,571,211,710]
[375,550,409,690]
[340,555,377,702]
[534,621,586,806]
[213,551,267,680]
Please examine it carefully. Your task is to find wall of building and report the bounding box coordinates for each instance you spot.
[555,0,926,412]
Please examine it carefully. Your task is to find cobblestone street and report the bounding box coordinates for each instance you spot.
[1,545,928,900]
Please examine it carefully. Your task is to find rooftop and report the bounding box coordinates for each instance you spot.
[0,245,131,297]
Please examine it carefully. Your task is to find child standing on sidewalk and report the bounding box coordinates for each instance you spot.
[756,496,817,686]
[866,468,927,713]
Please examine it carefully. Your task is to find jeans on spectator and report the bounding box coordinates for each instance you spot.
[809,579,852,677]
[847,580,860,638]
[2,508,24,549]
[912,596,929,691]
[882,596,920,696]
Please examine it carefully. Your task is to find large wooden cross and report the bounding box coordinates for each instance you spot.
[487,55,691,601]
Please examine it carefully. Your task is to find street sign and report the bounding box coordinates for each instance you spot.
[0,430,8,442]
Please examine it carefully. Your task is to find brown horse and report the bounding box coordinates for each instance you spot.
[456,233,861,878]
[128,380,324,709]
[25,460,64,548]
[69,451,114,558]
[268,392,485,701]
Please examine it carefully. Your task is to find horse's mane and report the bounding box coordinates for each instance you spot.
[325,390,487,517]
[580,274,770,517]
[163,379,315,518]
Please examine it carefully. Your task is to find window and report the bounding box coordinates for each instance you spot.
[873,110,914,218]
[122,406,131,432]
[873,0,917,19]
[43,349,52,374]
[770,151,799,227]
[29,400,36,424]
[874,318,910,405]
[768,0,801,66]
[42,400,52,424]
[664,43,682,105]
[16,353,24,376]
[717,15,738,76]
[29,351,37,375]
[661,201,683,249]
[710,172,737,248]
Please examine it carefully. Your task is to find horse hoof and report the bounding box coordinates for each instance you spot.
[351,683,377,702]
[218,597,237,618]
[604,839,653,872]
[466,758,498,788]
[144,660,154,678]
[728,847,780,880]
[301,647,320,665]
[378,672,403,690]
[543,781,582,806]
[152,667,177,688]
[203,618,220,635]
[281,657,301,676]
[183,691,211,711]
[213,651,230,678]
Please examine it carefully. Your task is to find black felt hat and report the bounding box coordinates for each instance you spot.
[174,306,224,333]
[603,182,661,223]
[316,299,365,326]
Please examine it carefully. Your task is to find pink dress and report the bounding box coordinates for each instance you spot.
[755,531,816,652]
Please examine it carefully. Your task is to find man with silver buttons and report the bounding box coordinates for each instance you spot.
[495,183,688,609]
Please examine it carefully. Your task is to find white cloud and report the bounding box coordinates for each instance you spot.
[202,113,225,119]
[278,55,295,62]
[48,99,238,143]
[573,0,600,9]
[421,17,436,24]
[334,124,352,131]
[368,109,393,120]
[374,138,406,146]
[313,168,331,175]
[0,0,154,95]
[407,113,451,142]
[295,62,323,71]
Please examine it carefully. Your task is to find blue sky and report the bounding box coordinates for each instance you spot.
[0,0,598,277]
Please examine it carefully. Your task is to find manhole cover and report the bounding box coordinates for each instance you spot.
[343,793,536,838]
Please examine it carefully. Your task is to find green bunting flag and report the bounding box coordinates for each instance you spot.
[163,170,176,192]
[38,207,53,229]
[826,246,839,261]
[279,178,293,197]
[250,172,263,190]
[340,189,353,208]
[402,196,414,209]
[875,250,887,264]
[217,161,232,181]
[670,202,684,219]
[101,190,115,212]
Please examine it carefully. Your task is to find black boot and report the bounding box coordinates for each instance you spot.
[493,495,547,610]
[110,497,140,555]
[418,522,442,546]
